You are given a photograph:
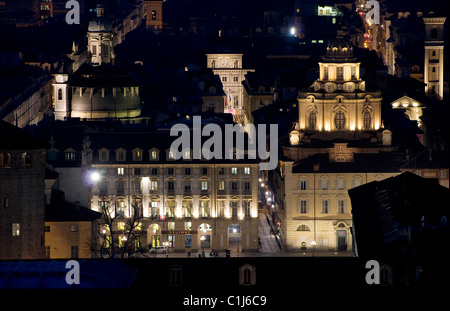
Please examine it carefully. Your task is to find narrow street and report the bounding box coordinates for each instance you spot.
[258,212,283,254]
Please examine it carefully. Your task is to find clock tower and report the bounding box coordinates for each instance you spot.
[206,53,254,122]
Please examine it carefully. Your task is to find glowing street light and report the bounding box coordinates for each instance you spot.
[90,171,101,182]
[290,27,296,36]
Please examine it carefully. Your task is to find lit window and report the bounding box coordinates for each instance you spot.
[244,167,251,174]
[12,223,20,236]
[151,150,158,160]
[71,225,78,232]
[150,180,158,191]
[168,151,175,160]
[218,180,225,190]
[117,168,124,175]
[201,181,208,191]
[231,167,238,174]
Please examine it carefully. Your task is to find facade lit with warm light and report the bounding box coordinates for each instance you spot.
[88,148,260,254]
[297,34,382,133]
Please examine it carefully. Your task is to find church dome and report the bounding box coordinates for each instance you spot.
[88,17,113,32]
[323,33,356,63]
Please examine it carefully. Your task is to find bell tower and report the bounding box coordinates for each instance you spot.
[423,16,446,100]
[53,73,70,121]
[87,4,115,66]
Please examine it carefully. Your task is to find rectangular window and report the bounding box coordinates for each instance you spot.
[218,168,225,175]
[244,167,251,175]
[299,180,308,190]
[218,180,225,190]
[201,181,208,191]
[0,153,11,168]
[116,201,125,217]
[150,180,158,191]
[184,181,191,191]
[231,167,238,174]
[202,167,208,175]
[338,200,346,214]
[150,167,158,175]
[45,226,50,232]
[337,66,343,80]
[21,153,32,167]
[150,201,158,217]
[336,179,345,190]
[231,182,238,190]
[12,223,20,236]
[185,235,192,248]
[65,152,76,161]
[168,222,175,230]
[92,45,97,55]
[185,168,191,175]
[297,200,308,214]
[244,181,251,190]
[322,200,329,213]
[231,201,238,217]
[167,181,175,190]
[116,180,125,194]
[168,235,175,247]
[151,150,158,160]
[222,76,227,82]
[168,167,174,175]
[117,167,124,175]
[168,201,175,217]
[70,225,79,232]
[134,168,141,175]
[320,180,329,190]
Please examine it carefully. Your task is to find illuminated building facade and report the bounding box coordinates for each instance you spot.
[297,33,382,133]
[276,35,403,254]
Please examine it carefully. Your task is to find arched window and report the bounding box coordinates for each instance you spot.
[334,110,346,130]
[296,224,311,231]
[58,88,62,101]
[363,110,372,129]
[308,110,317,130]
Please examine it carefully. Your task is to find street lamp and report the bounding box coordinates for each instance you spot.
[311,240,316,257]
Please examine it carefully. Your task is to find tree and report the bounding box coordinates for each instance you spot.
[93,197,147,258]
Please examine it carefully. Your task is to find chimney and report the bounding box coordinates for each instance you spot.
[313,163,320,172]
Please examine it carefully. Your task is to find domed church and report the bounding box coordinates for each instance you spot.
[297,31,382,135]
[53,5,141,121]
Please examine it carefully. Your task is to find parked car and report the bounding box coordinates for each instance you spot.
[149,246,167,254]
